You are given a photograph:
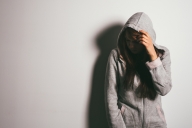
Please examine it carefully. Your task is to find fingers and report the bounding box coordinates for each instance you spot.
[138,34,147,40]
[139,30,149,37]
[139,39,147,47]
[138,34,148,44]
[138,30,152,46]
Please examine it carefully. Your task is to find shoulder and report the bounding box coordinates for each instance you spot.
[157,45,171,63]
[159,45,170,53]
[157,45,171,58]
[108,48,119,62]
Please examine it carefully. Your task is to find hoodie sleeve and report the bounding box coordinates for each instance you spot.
[104,49,126,128]
[145,48,172,96]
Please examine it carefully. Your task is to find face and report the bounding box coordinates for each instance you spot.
[125,28,145,54]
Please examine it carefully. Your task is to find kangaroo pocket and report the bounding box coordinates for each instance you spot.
[120,105,135,127]
[148,103,167,127]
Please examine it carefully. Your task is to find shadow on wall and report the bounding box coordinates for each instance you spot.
[87,23,123,128]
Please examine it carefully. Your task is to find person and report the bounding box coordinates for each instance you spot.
[104,12,172,128]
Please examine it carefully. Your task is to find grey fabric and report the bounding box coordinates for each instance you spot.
[104,12,172,128]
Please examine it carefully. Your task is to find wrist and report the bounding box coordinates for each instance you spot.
[149,53,158,61]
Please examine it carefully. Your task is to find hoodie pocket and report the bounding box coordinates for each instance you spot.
[121,105,135,127]
[148,103,167,127]
[156,104,166,124]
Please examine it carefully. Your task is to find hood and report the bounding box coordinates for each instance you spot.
[117,12,165,57]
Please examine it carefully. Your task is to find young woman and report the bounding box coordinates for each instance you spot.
[104,12,172,128]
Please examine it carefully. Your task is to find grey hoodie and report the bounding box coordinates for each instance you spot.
[104,12,172,128]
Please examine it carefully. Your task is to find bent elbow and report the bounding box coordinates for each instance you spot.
[159,83,172,96]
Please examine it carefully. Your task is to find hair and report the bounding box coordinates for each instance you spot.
[118,27,164,100]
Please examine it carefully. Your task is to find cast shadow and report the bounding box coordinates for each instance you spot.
[87,23,123,128]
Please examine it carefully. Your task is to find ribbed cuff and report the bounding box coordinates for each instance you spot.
[145,57,162,70]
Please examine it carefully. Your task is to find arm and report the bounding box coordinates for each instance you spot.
[104,49,126,128]
[145,48,172,96]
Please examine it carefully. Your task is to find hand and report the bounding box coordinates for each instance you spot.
[138,30,157,61]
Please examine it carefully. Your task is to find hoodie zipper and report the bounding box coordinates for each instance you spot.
[142,98,144,128]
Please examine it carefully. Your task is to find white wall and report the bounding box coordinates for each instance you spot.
[0,0,192,128]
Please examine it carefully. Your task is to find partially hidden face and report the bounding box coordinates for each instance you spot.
[124,28,145,54]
